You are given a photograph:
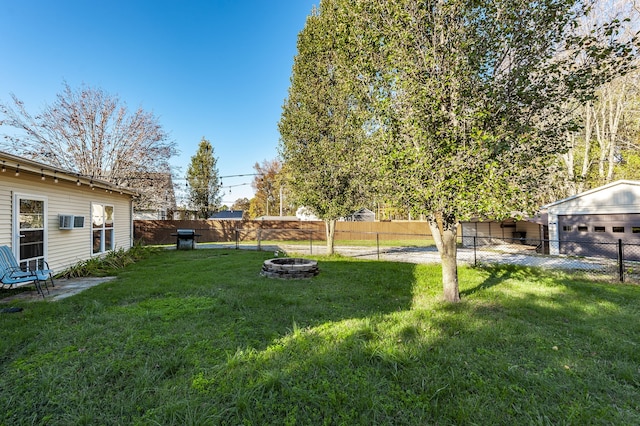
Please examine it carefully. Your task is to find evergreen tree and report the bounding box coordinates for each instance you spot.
[186,137,221,218]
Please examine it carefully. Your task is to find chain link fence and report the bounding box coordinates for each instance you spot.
[463,236,640,284]
[275,232,640,284]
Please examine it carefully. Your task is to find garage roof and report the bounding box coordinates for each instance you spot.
[543,180,640,215]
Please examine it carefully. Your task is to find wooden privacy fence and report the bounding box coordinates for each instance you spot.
[133,220,433,245]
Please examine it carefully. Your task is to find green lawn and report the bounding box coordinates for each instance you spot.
[1,249,638,425]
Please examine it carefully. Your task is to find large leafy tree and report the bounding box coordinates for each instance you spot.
[279,2,371,254]
[306,0,637,301]
[186,137,221,218]
[0,82,176,188]
[248,159,293,218]
[231,198,251,220]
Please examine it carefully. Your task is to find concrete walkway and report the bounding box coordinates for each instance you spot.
[0,276,117,303]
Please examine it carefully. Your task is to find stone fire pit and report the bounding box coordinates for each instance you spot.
[261,258,319,279]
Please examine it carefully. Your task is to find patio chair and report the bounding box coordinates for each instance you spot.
[0,245,54,297]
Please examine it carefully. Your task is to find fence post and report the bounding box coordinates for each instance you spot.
[235,229,239,249]
[376,233,380,260]
[618,239,624,282]
[309,230,313,255]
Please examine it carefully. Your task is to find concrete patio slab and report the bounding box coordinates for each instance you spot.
[0,276,117,303]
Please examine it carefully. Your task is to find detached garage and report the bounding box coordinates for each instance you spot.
[545,180,640,258]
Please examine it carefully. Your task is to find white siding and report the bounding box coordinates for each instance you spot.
[0,170,133,272]
[0,177,12,246]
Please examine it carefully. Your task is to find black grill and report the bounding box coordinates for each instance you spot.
[174,229,199,249]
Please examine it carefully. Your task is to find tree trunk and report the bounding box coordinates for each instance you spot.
[606,82,625,182]
[561,133,576,195]
[579,102,593,193]
[325,219,336,255]
[428,214,460,302]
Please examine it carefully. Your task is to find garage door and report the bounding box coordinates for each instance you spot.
[558,214,640,260]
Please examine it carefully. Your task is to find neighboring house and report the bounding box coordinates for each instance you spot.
[255,215,300,221]
[134,209,172,220]
[342,208,375,222]
[209,210,244,221]
[0,151,137,273]
[545,180,640,258]
[126,171,176,220]
[295,206,319,221]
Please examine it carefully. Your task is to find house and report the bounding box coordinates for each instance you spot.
[343,208,376,222]
[0,151,137,273]
[255,215,300,221]
[545,180,640,258]
[295,206,319,221]
[127,171,177,220]
[209,210,244,221]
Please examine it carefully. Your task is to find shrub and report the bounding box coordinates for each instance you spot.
[58,243,159,278]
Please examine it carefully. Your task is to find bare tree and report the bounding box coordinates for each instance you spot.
[0,82,177,186]
[556,0,640,195]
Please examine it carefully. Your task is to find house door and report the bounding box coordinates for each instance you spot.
[13,194,47,271]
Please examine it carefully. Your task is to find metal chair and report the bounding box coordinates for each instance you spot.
[0,245,54,297]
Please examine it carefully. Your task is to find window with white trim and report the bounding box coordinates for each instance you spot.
[92,203,114,254]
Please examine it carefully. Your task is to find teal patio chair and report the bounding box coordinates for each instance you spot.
[0,245,55,297]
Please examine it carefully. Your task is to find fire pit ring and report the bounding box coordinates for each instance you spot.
[261,258,319,279]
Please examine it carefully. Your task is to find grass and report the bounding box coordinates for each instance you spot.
[1,249,639,425]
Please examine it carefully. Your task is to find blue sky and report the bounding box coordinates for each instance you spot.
[0,0,318,205]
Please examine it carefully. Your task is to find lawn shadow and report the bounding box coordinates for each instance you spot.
[460,264,551,297]
[189,267,640,425]
[460,264,516,297]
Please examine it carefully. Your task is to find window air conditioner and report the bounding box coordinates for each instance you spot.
[59,214,74,230]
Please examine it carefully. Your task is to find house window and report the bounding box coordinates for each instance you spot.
[594,226,605,232]
[612,226,625,233]
[577,226,588,232]
[633,227,640,234]
[92,203,114,254]
[562,225,572,232]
